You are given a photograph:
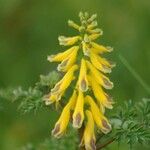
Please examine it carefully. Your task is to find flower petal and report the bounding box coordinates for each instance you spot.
[73,90,84,128]
[88,75,114,109]
[78,59,89,92]
[52,103,71,138]
[58,36,81,46]
[89,33,100,41]
[83,110,96,150]
[91,42,113,54]
[90,51,112,73]
[86,61,113,89]
[85,96,112,134]
[57,47,79,72]
[51,65,78,94]
[47,46,78,62]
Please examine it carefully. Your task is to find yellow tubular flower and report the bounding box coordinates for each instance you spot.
[86,61,113,89]
[97,55,116,69]
[57,47,79,72]
[47,46,78,62]
[87,21,98,30]
[85,96,112,134]
[58,36,81,46]
[52,90,77,138]
[44,93,57,105]
[90,51,112,73]
[68,20,80,31]
[91,42,113,54]
[44,90,64,105]
[87,28,103,35]
[89,33,101,41]
[73,90,84,128]
[78,59,88,92]
[51,65,78,94]
[81,110,96,150]
[88,75,113,109]
[52,103,71,138]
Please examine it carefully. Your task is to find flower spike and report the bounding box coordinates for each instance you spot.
[44,12,115,150]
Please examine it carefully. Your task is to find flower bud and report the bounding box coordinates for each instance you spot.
[58,36,81,46]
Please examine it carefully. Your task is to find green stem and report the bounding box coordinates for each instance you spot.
[96,133,104,144]
[96,138,116,150]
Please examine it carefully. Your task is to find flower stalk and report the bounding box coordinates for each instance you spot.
[44,12,115,150]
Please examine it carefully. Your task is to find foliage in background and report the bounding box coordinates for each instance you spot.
[110,98,150,149]
[0,71,60,114]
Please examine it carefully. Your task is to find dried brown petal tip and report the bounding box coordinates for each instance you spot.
[51,123,61,137]
[109,61,116,68]
[73,113,82,128]
[81,79,88,92]
[102,64,111,73]
[106,46,114,52]
[103,78,113,89]
[102,119,112,133]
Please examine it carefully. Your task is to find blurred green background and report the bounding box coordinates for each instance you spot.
[0,0,150,149]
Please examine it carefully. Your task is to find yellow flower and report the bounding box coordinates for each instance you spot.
[91,42,113,54]
[52,103,70,138]
[90,51,112,73]
[81,110,96,150]
[73,90,84,128]
[89,33,101,41]
[68,20,80,31]
[47,46,79,62]
[51,90,77,138]
[85,95,112,134]
[58,36,81,46]
[78,59,88,92]
[88,75,113,109]
[44,65,78,105]
[87,28,103,35]
[51,65,78,94]
[57,47,79,72]
[86,60,113,89]
[44,91,63,105]
[87,21,97,30]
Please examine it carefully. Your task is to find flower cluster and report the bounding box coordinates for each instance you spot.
[44,12,115,150]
